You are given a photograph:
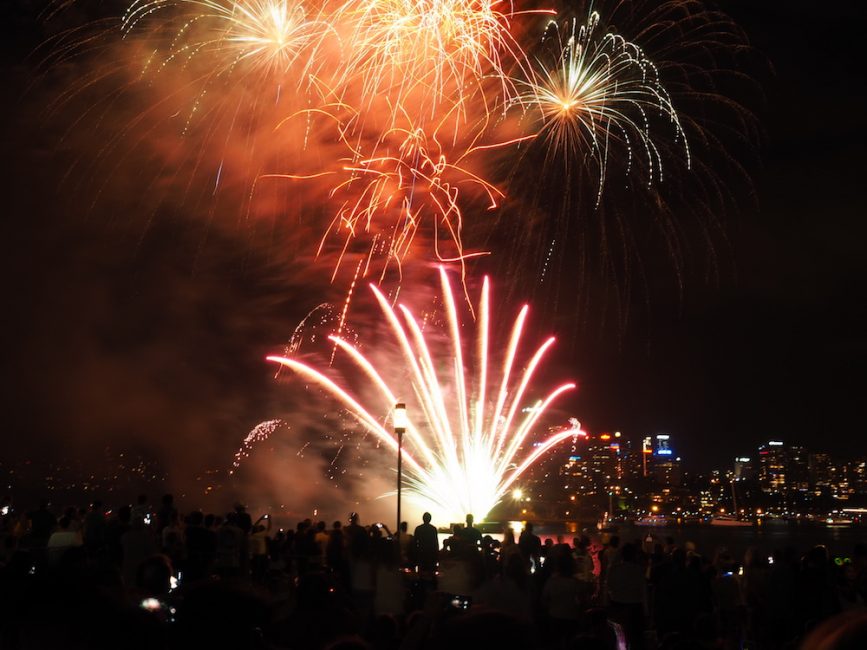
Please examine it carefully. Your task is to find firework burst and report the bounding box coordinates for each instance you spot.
[517,11,688,202]
[267,267,581,522]
[336,0,545,115]
[323,124,501,277]
[42,0,755,342]
[121,0,336,83]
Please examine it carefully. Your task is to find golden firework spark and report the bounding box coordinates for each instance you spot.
[122,0,336,83]
[517,12,689,200]
[336,0,545,115]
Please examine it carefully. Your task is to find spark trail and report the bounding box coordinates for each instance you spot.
[517,12,689,202]
[267,267,582,521]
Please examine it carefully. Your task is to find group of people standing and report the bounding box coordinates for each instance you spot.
[3,496,867,649]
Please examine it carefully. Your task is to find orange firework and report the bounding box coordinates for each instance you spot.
[335,0,547,116]
[121,0,337,83]
[328,125,500,276]
[45,0,750,311]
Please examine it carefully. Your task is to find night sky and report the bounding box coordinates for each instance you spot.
[1,0,865,503]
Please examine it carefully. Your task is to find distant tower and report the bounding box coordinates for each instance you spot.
[758,441,786,494]
[733,457,756,481]
[787,446,810,492]
[808,453,832,492]
[642,436,653,477]
[652,434,682,487]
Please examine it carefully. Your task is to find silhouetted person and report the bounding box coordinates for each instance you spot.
[156,494,176,533]
[413,512,439,574]
[184,510,216,582]
[599,534,620,599]
[397,521,413,566]
[105,505,131,567]
[346,512,369,560]
[234,503,252,535]
[122,517,157,587]
[46,516,82,564]
[250,519,271,582]
[83,500,107,554]
[28,500,56,547]
[161,511,185,568]
[606,542,647,650]
[518,522,541,569]
[327,521,350,588]
[131,494,150,526]
[215,513,245,578]
[136,554,173,599]
[314,520,330,565]
[542,551,581,645]
[460,514,482,549]
[654,546,701,638]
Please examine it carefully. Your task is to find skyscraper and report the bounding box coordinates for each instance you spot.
[652,434,682,487]
[758,441,786,494]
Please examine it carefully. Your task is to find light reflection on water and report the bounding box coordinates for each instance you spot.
[436,519,865,560]
[514,521,867,559]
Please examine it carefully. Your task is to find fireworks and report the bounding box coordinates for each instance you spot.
[517,12,688,201]
[231,418,287,473]
[267,267,581,522]
[49,0,734,294]
[336,0,544,114]
[46,1,754,510]
[121,0,334,81]
[322,124,502,277]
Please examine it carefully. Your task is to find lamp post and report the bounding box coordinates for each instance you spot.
[393,402,407,544]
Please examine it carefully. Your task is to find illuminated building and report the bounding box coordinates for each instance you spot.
[809,453,832,493]
[561,432,622,495]
[733,457,755,481]
[651,434,682,487]
[618,437,643,484]
[786,445,810,492]
[642,436,653,477]
[758,440,786,494]
[852,460,867,494]
[829,461,854,500]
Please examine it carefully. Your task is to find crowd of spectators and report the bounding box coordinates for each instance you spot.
[1,495,867,649]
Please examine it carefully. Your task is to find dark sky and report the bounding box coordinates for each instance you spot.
[1,0,865,498]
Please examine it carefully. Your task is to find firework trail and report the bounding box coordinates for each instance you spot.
[267,267,581,521]
[283,302,354,356]
[230,418,287,473]
[316,123,503,278]
[120,0,337,85]
[57,0,537,293]
[516,11,688,203]
[483,2,757,335]
[334,0,547,116]
[44,0,753,337]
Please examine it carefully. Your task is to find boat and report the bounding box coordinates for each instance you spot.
[709,481,753,527]
[635,515,670,527]
[824,517,855,527]
[709,515,753,527]
[760,514,789,526]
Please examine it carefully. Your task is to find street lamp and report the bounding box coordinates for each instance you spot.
[394,402,407,542]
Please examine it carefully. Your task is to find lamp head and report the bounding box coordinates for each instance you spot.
[393,402,407,432]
